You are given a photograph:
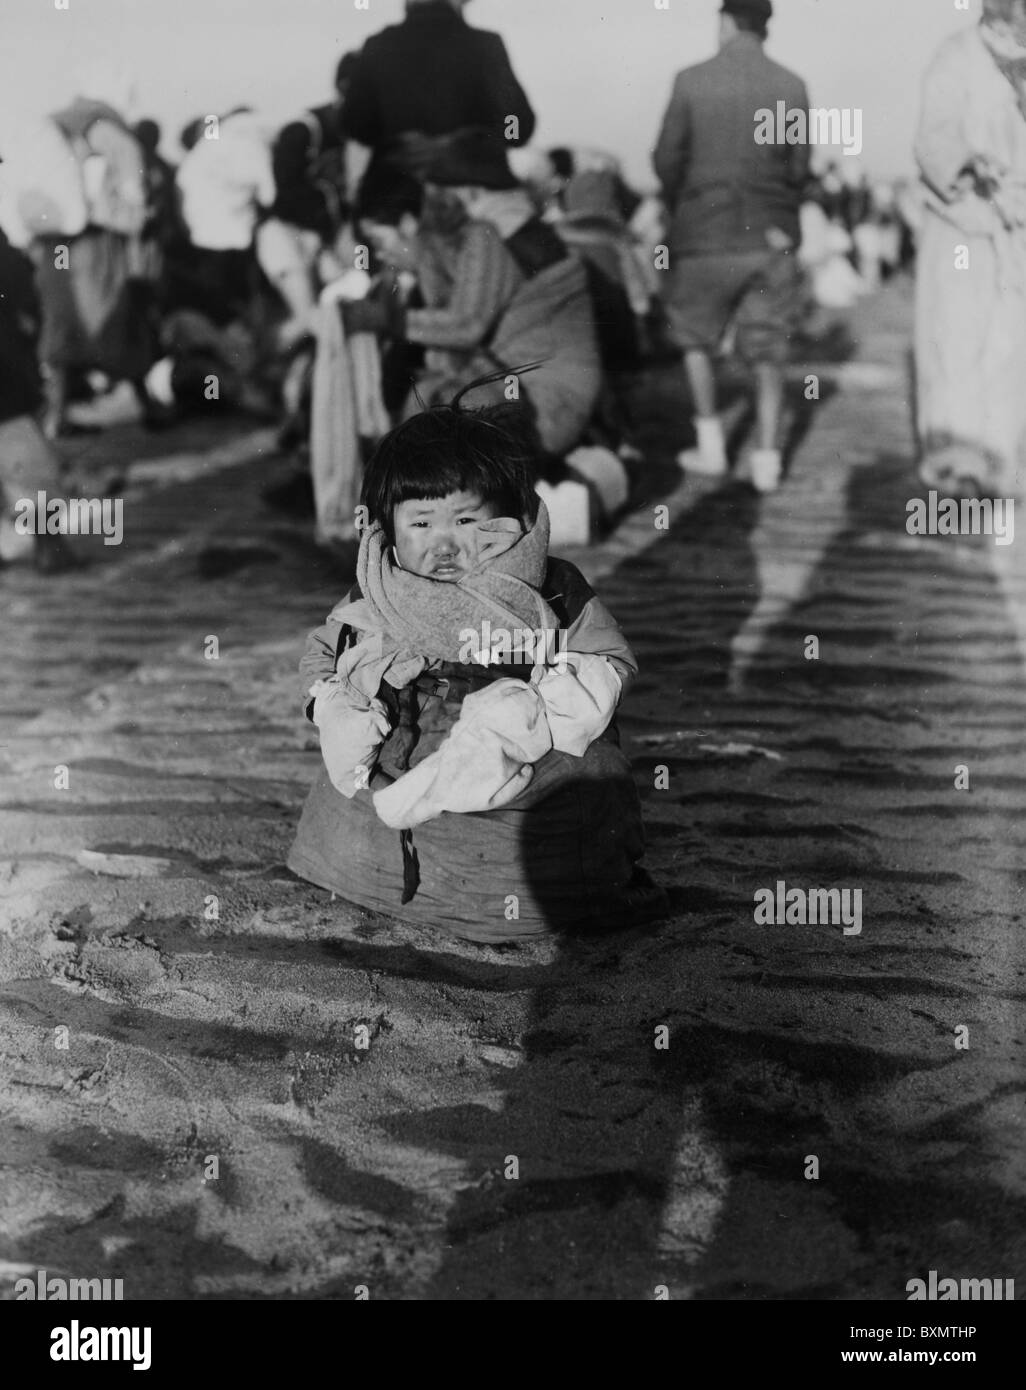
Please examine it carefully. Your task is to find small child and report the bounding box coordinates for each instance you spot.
[287,393,666,941]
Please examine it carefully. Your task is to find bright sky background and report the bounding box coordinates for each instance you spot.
[0,0,978,186]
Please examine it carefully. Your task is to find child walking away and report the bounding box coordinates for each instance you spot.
[287,385,666,941]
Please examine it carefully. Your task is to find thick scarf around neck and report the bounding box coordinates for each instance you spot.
[339,499,562,671]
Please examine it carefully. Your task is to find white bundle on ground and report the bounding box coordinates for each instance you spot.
[538,444,630,548]
[566,444,630,515]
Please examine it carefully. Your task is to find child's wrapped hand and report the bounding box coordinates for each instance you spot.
[311,678,392,798]
[533,654,623,757]
[373,679,551,829]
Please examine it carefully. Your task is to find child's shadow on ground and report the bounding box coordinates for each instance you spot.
[386,475,768,1298]
[401,450,1026,1299]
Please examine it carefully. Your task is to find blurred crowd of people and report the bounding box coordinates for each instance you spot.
[799,162,917,309]
[1,0,927,571]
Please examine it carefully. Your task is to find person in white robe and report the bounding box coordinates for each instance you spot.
[915,0,1026,496]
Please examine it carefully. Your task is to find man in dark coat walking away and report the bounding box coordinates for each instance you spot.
[653,0,811,492]
[344,0,536,221]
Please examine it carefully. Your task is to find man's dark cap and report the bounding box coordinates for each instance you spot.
[722,0,773,22]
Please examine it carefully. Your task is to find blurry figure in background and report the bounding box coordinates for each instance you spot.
[476,142,660,368]
[535,146,641,228]
[130,119,181,410]
[893,178,922,271]
[154,310,267,419]
[355,185,429,418]
[505,146,561,219]
[915,0,1026,497]
[271,54,357,249]
[626,192,667,280]
[0,205,77,573]
[34,83,164,436]
[622,190,679,362]
[263,54,362,451]
[817,160,847,225]
[351,129,634,542]
[163,108,279,417]
[653,0,810,492]
[843,167,887,293]
[799,175,864,309]
[173,107,274,325]
[343,0,535,222]
[306,238,392,550]
[574,149,642,226]
[364,128,601,463]
[539,146,576,219]
[262,54,360,350]
[552,167,653,460]
[148,112,279,422]
[0,113,88,251]
[133,119,180,277]
[872,182,904,281]
[555,168,650,373]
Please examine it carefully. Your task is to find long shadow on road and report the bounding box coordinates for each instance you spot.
[387,480,767,1299]
[406,452,1026,1299]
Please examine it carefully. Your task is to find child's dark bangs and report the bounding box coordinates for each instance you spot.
[362,419,458,526]
[455,411,539,516]
[362,398,540,533]
[391,437,518,515]
[391,444,472,507]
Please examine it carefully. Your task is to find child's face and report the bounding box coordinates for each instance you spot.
[393,490,501,580]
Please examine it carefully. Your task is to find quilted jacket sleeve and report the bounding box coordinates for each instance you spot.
[299,619,347,720]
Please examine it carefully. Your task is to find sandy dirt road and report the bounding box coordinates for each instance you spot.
[1,282,1024,1300]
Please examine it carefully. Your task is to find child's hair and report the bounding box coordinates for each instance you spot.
[361,374,543,544]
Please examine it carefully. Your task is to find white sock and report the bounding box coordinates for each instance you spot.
[751,448,782,493]
[695,416,727,468]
